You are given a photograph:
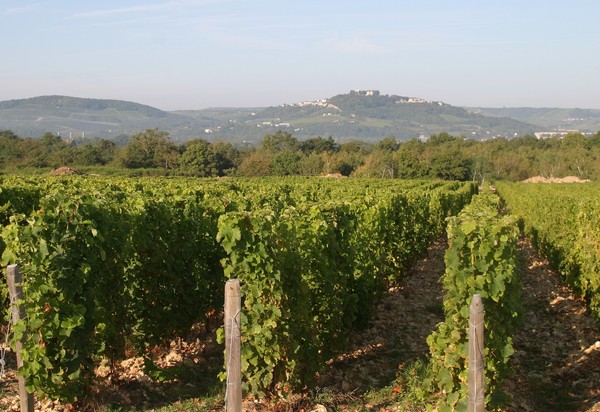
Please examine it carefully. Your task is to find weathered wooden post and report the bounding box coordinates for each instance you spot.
[224,279,241,412]
[6,264,35,412]
[468,294,485,412]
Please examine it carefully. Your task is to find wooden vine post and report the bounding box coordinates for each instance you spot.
[224,279,242,412]
[6,264,35,412]
[468,294,485,412]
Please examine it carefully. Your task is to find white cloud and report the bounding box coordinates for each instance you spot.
[71,3,174,18]
[70,0,225,19]
[4,3,44,15]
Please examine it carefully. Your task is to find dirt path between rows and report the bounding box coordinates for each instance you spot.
[504,239,600,412]
[314,237,600,411]
[316,238,447,399]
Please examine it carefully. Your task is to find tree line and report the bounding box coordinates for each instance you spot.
[2,128,600,181]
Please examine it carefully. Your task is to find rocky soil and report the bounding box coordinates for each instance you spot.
[292,237,600,411]
[315,239,447,403]
[504,239,600,411]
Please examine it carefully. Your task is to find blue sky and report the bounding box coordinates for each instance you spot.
[2,0,599,110]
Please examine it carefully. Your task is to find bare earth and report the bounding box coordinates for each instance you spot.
[504,239,600,412]
[315,239,447,403]
[522,176,591,183]
[308,237,600,411]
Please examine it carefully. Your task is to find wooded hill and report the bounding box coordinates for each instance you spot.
[1,91,584,143]
[467,106,600,132]
[0,95,199,141]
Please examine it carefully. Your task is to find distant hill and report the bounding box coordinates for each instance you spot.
[245,91,536,142]
[4,92,597,144]
[467,107,600,133]
[0,95,208,141]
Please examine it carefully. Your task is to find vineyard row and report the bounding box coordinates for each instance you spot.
[496,182,600,319]
[425,188,522,411]
[0,176,475,401]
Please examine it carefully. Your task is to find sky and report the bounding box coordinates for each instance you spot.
[2,0,600,111]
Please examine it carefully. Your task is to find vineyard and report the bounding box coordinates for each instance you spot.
[496,182,600,319]
[0,177,473,403]
[0,176,599,411]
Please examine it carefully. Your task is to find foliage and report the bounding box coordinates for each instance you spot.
[120,128,178,170]
[216,180,476,396]
[497,181,600,319]
[428,149,473,181]
[1,176,226,400]
[261,131,299,152]
[299,136,338,154]
[73,139,116,166]
[352,150,396,178]
[425,189,522,411]
[179,139,219,176]
[428,132,457,146]
[0,176,476,402]
[298,153,325,176]
[271,150,304,176]
[236,150,273,176]
[3,128,600,181]
[577,199,600,315]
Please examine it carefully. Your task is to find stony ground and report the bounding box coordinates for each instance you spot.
[504,239,600,412]
[1,237,599,411]
[286,237,600,411]
[314,239,448,406]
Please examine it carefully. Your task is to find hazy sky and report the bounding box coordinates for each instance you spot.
[2,0,599,110]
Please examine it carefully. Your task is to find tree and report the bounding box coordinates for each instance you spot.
[40,132,63,150]
[0,130,23,168]
[261,131,299,152]
[428,149,473,181]
[179,139,219,177]
[211,141,240,175]
[236,150,272,176]
[299,136,338,154]
[179,140,240,177]
[562,132,586,148]
[395,140,427,179]
[339,140,372,155]
[271,150,303,176]
[561,132,592,177]
[33,132,74,167]
[0,130,19,140]
[96,139,117,165]
[324,150,364,176]
[10,133,66,168]
[428,132,457,146]
[353,150,396,178]
[74,143,101,166]
[299,153,325,175]
[511,134,542,149]
[588,131,600,147]
[73,139,116,166]
[376,137,400,152]
[121,129,178,170]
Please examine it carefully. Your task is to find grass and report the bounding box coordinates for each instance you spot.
[99,396,223,412]
[297,359,435,412]
[93,384,224,412]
